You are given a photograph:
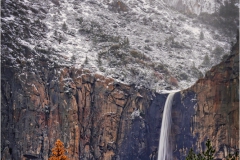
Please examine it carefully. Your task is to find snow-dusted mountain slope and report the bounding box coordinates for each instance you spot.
[162,0,225,15]
[1,0,237,90]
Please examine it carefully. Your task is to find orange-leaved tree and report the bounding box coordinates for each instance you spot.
[49,139,69,160]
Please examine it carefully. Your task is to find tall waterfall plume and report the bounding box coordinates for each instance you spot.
[158,92,177,160]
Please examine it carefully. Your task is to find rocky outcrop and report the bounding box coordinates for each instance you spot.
[6,58,204,160]
[185,33,239,159]
[1,61,168,159]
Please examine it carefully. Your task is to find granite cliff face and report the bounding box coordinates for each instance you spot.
[1,62,166,159]
[186,33,239,159]
[1,36,239,160]
[1,0,239,159]
[1,63,151,159]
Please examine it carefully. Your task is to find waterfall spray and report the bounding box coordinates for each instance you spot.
[158,92,176,160]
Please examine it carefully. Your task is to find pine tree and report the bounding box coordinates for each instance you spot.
[202,55,210,66]
[62,22,68,31]
[84,56,88,64]
[186,139,215,160]
[203,139,215,160]
[186,148,197,160]
[54,30,58,37]
[71,55,76,63]
[212,45,224,60]
[200,31,204,40]
[49,139,69,160]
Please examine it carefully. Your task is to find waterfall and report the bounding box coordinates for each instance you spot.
[158,92,176,160]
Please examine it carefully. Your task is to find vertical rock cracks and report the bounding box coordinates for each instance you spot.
[1,65,162,159]
[186,35,239,159]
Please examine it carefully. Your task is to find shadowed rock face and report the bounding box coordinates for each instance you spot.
[1,62,166,159]
[186,34,239,159]
[1,62,181,160]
